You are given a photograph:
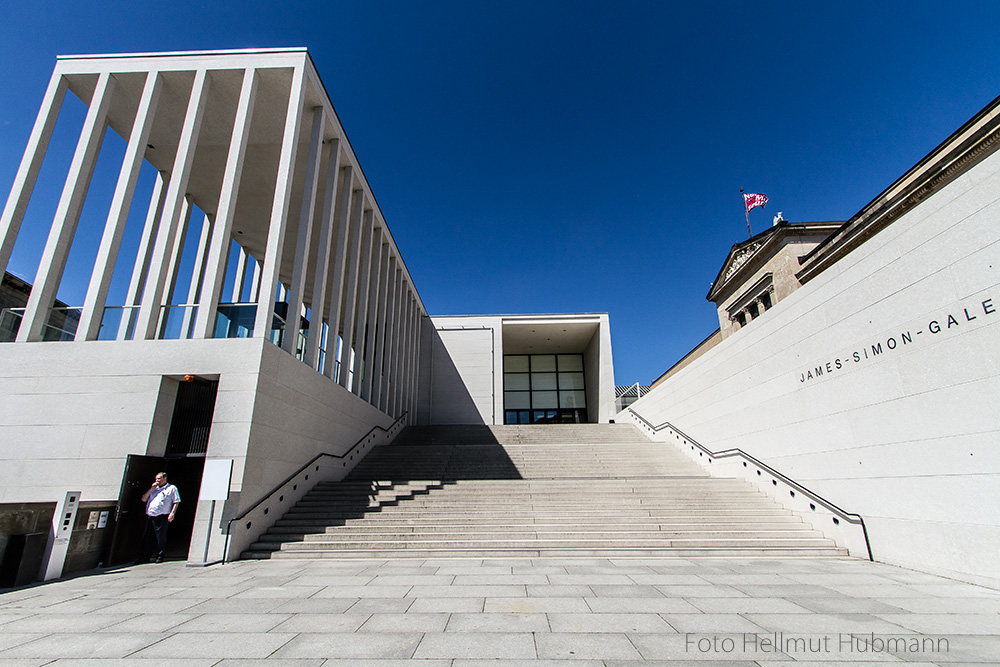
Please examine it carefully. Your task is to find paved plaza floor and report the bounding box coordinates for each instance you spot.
[0,556,998,665]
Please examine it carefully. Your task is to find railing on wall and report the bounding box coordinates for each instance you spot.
[626,408,873,561]
[222,411,409,562]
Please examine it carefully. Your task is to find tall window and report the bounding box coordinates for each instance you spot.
[503,354,587,424]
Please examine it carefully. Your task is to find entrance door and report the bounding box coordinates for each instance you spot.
[106,456,205,565]
[165,378,218,456]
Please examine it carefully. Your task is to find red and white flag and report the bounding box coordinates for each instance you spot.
[743,192,768,215]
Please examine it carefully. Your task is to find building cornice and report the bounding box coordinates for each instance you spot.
[797,92,1000,284]
[707,221,841,303]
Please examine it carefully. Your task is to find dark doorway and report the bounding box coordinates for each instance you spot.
[106,455,205,565]
[165,378,218,456]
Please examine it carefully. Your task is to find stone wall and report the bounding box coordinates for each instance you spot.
[626,145,1000,585]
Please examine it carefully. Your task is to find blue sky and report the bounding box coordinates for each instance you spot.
[2,1,1000,384]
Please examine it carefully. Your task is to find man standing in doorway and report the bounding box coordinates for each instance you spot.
[139,472,180,563]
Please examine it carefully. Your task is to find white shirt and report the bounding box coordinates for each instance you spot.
[146,484,181,516]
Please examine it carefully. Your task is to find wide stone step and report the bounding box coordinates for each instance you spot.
[252,537,840,551]
[259,529,824,544]
[272,516,804,529]
[266,520,808,534]
[245,546,849,559]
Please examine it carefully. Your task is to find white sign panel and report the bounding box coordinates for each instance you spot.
[199,459,233,501]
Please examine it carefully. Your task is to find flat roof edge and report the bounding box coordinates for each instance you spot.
[430,313,609,319]
[57,47,308,61]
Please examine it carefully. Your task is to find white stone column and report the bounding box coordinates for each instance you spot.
[382,268,403,413]
[135,69,210,340]
[396,288,414,416]
[161,196,193,308]
[370,249,392,406]
[396,291,412,416]
[180,213,212,337]
[337,192,367,388]
[282,106,325,355]
[405,295,419,416]
[409,302,422,417]
[231,247,248,302]
[192,67,258,339]
[253,66,307,341]
[77,72,163,341]
[250,256,262,302]
[0,71,68,277]
[377,261,399,411]
[18,72,115,342]
[391,279,410,416]
[349,211,376,395]
[321,165,354,378]
[360,232,385,402]
[303,139,341,369]
[117,171,167,340]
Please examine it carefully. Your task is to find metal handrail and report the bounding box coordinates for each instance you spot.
[222,411,408,561]
[628,408,873,560]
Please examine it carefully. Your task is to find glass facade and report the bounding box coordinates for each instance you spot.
[503,354,588,424]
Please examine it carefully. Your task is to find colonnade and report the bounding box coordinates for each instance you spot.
[0,50,423,417]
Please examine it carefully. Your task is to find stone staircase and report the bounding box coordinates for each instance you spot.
[242,424,848,559]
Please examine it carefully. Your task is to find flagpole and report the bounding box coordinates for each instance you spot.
[740,188,751,237]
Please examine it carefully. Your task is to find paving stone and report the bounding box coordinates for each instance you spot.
[452,574,549,585]
[525,584,593,597]
[588,585,666,598]
[40,660,219,667]
[347,598,418,614]
[583,597,701,614]
[312,585,412,598]
[272,632,423,659]
[0,633,165,659]
[413,632,537,659]
[446,612,549,632]
[170,612,293,633]
[371,575,456,586]
[875,613,1000,635]
[95,613,199,633]
[786,596,910,615]
[408,585,526,598]
[361,612,451,632]
[409,597,485,613]
[267,613,370,632]
[534,632,642,659]
[0,613,131,633]
[269,597,361,613]
[687,597,814,614]
[660,613,769,634]
[547,612,674,633]
[486,597,590,613]
[0,634,45,653]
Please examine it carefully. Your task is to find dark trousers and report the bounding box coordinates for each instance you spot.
[140,514,170,561]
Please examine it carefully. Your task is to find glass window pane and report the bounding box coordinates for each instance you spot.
[504,410,518,425]
[557,354,584,371]
[505,355,529,372]
[504,373,530,390]
[559,390,587,408]
[531,355,556,372]
[558,372,585,390]
[505,391,530,409]
[518,410,530,424]
[532,390,558,408]
[533,372,557,390]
